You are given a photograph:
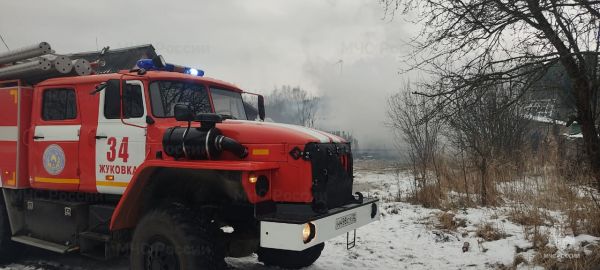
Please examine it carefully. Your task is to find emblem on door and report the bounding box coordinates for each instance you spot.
[43,144,66,175]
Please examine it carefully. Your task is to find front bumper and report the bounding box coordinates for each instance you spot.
[259,198,379,251]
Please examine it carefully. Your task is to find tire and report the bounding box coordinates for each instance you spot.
[130,204,226,270]
[257,243,325,269]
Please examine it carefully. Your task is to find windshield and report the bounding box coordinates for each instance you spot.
[149,80,211,118]
[149,80,247,120]
[210,87,247,120]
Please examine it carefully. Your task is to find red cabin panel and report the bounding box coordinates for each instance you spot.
[0,81,32,189]
[28,85,81,192]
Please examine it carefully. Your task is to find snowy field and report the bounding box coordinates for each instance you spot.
[1,160,598,269]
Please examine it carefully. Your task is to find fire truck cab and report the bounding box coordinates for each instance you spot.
[0,55,379,269]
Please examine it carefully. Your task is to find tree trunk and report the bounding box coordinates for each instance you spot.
[480,158,488,206]
[573,78,600,188]
[461,149,470,203]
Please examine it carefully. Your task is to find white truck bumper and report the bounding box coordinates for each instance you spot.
[259,198,380,251]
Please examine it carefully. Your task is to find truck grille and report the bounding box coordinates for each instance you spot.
[305,143,354,213]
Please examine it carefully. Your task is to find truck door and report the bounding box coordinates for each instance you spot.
[30,87,81,190]
[95,80,147,194]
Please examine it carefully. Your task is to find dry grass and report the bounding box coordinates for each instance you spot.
[495,254,528,270]
[532,244,600,270]
[532,244,559,268]
[406,183,443,209]
[527,226,550,249]
[476,223,507,241]
[404,144,600,240]
[400,135,600,269]
[519,219,600,270]
[512,254,527,268]
[435,212,467,231]
[567,205,600,237]
[507,206,555,227]
[504,241,600,270]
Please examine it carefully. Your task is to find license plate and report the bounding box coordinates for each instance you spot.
[335,213,357,230]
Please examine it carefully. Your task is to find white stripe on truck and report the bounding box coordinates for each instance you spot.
[264,122,331,143]
[0,126,18,141]
[230,120,332,143]
[34,125,80,141]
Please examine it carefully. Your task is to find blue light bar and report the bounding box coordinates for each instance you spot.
[136,59,155,70]
[184,68,204,76]
[164,63,175,72]
[136,57,204,77]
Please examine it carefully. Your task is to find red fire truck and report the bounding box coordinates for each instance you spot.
[0,46,379,269]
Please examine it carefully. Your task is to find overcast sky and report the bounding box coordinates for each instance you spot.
[0,0,414,149]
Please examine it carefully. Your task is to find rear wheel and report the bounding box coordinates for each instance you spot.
[130,204,226,270]
[257,243,325,269]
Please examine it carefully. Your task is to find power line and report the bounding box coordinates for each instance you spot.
[0,34,9,50]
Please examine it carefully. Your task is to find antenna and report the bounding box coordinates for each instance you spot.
[336,59,343,74]
[0,34,9,51]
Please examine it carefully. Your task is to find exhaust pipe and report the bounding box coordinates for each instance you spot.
[215,135,248,159]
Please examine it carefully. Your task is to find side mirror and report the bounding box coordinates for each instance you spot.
[91,79,119,95]
[90,82,107,95]
[258,95,265,121]
[174,103,194,122]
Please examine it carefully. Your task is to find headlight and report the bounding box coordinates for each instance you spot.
[248,174,258,184]
[302,222,316,243]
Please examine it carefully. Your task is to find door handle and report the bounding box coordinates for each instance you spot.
[95,135,108,140]
[33,135,44,140]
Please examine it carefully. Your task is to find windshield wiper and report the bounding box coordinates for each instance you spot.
[219,114,236,120]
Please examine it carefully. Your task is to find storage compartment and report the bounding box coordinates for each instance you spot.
[88,204,115,234]
[24,199,89,246]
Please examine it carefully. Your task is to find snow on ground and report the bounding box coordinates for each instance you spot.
[1,160,598,269]
[230,203,536,269]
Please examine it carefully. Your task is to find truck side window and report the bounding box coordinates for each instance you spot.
[123,84,144,118]
[104,85,121,119]
[104,83,144,119]
[42,88,77,121]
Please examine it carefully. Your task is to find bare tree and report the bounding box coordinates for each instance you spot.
[383,0,600,187]
[265,86,320,127]
[387,84,443,197]
[445,84,530,205]
[291,88,320,128]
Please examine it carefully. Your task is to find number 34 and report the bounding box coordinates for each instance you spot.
[106,137,129,163]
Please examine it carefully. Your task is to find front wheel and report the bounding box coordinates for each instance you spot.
[257,243,325,269]
[130,204,226,270]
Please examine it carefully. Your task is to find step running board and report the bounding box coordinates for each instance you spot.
[12,235,79,254]
[79,231,111,242]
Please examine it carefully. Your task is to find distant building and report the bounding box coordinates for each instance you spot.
[524,52,598,127]
[522,53,598,159]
